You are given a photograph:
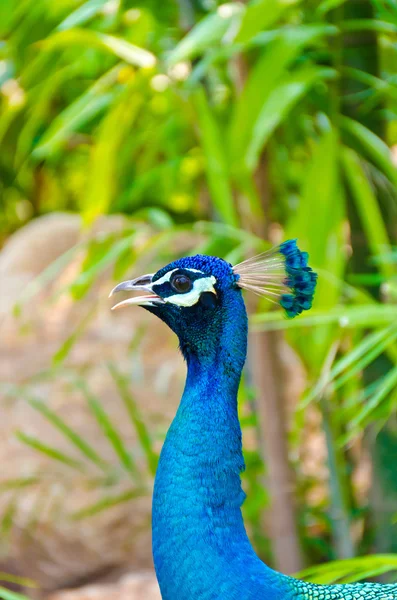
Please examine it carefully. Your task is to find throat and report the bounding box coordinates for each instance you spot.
[153,348,247,526]
[152,310,264,597]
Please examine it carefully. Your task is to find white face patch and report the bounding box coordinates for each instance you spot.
[165,275,217,307]
[153,267,205,287]
[153,268,178,287]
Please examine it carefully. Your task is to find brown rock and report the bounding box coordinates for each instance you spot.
[0,213,185,592]
[47,573,160,600]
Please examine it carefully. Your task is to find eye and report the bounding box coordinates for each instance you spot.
[170,273,192,293]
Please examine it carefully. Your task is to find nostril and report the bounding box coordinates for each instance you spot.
[133,274,153,286]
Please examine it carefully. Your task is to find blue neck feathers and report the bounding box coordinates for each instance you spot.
[152,291,286,600]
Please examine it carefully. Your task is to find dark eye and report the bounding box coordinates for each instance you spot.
[170,273,192,293]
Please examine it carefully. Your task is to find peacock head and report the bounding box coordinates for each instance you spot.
[109,240,317,360]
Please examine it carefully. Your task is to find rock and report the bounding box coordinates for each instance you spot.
[0,213,185,592]
[48,573,160,600]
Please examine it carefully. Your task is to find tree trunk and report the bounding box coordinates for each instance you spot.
[250,330,304,573]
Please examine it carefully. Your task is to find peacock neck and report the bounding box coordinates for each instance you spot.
[152,299,285,600]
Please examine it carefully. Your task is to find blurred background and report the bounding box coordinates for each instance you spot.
[1,0,397,598]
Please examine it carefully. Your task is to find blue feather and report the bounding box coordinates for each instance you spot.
[279,239,317,317]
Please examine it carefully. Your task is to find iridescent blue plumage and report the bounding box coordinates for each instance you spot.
[279,239,317,317]
[109,246,395,600]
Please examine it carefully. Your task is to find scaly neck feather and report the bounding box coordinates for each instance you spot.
[151,295,285,600]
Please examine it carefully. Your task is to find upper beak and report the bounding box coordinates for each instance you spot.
[109,274,165,310]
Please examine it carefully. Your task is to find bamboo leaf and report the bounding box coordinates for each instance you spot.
[341,19,397,34]
[42,29,156,68]
[194,88,238,227]
[83,89,143,223]
[330,326,395,381]
[78,382,142,482]
[32,66,123,159]
[349,366,397,429]
[56,0,108,31]
[316,0,349,15]
[62,234,136,297]
[342,147,394,279]
[0,587,30,600]
[108,363,158,476]
[252,304,397,330]
[245,66,329,171]
[229,30,330,170]
[27,398,109,471]
[303,324,397,406]
[0,574,36,589]
[166,3,244,66]
[333,328,397,391]
[235,0,297,45]
[298,554,397,584]
[53,307,96,365]
[70,487,147,520]
[15,432,86,472]
[342,117,397,187]
[0,478,38,492]
[287,127,345,366]
[100,34,156,67]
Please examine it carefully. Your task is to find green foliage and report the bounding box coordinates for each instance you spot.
[1,0,397,586]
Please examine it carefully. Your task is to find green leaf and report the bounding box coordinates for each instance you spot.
[303,324,397,406]
[56,0,108,31]
[27,397,109,471]
[252,304,397,330]
[316,0,349,15]
[235,0,297,45]
[32,66,122,159]
[100,34,156,67]
[194,88,238,227]
[342,147,394,279]
[83,88,143,223]
[78,382,142,482]
[13,242,81,317]
[245,66,329,171]
[298,554,397,584]
[0,498,17,550]
[70,487,147,520]
[349,365,397,429]
[288,126,345,366]
[333,329,397,391]
[229,30,330,170]
[166,3,244,66]
[42,29,156,68]
[0,574,36,589]
[63,234,136,296]
[341,19,397,34]
[341,117,397,187]
[0,477,38,492]
[15,432,86,472]
[108,363,158,476]
[0,587,31,600]
[53,307,96,365]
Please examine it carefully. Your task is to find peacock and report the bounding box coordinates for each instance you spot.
[110,240,397,600]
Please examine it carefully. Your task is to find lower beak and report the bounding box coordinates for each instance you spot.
[109,274,165,310]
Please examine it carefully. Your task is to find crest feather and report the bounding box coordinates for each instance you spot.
[233,239,317,318]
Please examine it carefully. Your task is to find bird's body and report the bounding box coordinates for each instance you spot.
[110,245,397,600]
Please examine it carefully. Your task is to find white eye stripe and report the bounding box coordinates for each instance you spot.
[164,276,216,307]
[153,267,205,287]
[152,268,178,287]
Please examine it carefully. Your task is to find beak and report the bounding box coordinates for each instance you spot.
[109,274,165,310]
